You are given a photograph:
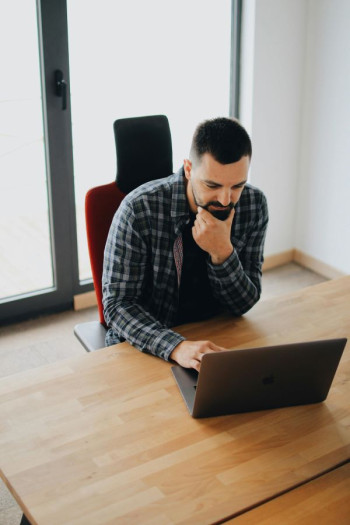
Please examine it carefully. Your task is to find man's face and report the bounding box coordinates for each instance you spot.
[184,153,250,221]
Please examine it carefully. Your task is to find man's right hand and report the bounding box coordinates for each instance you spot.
[170,340,226,371]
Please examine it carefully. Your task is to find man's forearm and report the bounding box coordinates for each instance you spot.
[103,298,185,361]
[207,250,262,316]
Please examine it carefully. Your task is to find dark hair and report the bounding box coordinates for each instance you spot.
[190,117,252,165]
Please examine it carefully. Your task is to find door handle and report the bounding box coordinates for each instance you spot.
[55,70,68,110]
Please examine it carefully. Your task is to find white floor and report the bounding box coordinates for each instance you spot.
[0,262,328,524]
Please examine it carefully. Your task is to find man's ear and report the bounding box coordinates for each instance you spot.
[183,159,192,180]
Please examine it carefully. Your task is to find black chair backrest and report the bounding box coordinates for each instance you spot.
[114,115,173,194]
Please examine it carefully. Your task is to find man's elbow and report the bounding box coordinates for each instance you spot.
[102,296,119,327]
[229,290,261,317]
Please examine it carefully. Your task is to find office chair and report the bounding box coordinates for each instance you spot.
[74,114,173,352]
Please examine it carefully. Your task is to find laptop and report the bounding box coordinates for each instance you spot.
[171,338,347,418]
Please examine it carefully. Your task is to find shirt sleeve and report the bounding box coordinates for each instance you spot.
[207,191,269,316]
[102,199,184,361]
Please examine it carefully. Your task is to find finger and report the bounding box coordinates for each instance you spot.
[194,217,204,229]
[192,219,205,237]
[197,207,212,221]
[195,211,208,227]
[197,206,208,215]
[227,207,235,224]
[192,224,200,239]
[190,359,201,372]
[208,341,226,351]
[197,348,215,360]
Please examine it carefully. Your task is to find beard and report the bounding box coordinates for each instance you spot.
[191,187,236,221]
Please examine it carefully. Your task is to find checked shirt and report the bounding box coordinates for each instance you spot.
[102,167,268,361]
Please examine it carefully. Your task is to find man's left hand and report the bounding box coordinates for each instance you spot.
[192,207,234,265]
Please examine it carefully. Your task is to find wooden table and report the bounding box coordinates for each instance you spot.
[225,461,350,524]
[0,277,349,524]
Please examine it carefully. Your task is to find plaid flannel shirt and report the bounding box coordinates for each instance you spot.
[102,167,268,361]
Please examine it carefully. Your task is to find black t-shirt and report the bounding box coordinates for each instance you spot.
[176,214,222,325]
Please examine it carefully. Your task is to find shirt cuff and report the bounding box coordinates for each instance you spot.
[148,329,185,361]
[208,248,242,278]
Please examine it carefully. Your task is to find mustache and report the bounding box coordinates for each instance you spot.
[200,201,236,211]
[198,201,236,221]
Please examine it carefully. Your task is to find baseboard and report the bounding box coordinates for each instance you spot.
[74,290,97,310]
[293,250,346,280]
[263,250,295,271]
[264,249,346,279]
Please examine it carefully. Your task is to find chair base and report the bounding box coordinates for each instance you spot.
[74,321,107,352]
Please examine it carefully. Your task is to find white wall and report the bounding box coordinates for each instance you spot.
[240,0,350,275]
[296,0,350,275]
[240,0,308,256]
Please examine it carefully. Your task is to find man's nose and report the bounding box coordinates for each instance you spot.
[218,188,231,207]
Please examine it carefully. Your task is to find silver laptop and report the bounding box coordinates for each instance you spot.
[171,338,347,418]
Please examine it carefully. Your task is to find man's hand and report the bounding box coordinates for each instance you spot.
[193,207,235,265]
[170,340,226,371]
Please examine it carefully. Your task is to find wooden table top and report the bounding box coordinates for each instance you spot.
[225,461,350,525]
[0,276,349,525]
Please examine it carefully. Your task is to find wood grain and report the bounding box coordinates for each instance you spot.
[225,461,350,524]
[0,276,349,525]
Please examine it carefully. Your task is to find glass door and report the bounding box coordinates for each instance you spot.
[0,0,80,323]
[67,0,236,282]
[0,1,53,299]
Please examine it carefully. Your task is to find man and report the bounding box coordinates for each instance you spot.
[102,117,268,371]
